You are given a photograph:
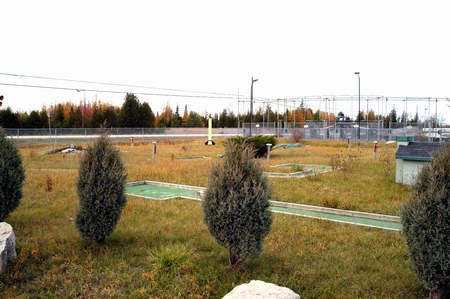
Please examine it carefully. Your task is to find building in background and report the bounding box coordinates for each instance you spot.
[395,142,444,185]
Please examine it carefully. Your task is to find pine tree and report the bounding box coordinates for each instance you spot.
[90,103,103,128]
[0,107,20,128]
[313,109,321,121]
[119,93,141,127]
[181,105,189,127]
[389,105,397,123]
[202,142,272,265]
[401,144,450,298]
[170,105,181,127]
[0,128,25,220]
[53,104,65,128]
[102,106,118,127]
[76,134,127,243]
[140,102,155,127]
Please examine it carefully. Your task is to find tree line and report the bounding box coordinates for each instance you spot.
[0,93,431,129]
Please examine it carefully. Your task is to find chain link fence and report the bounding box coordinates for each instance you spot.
[4,123,448,144]
[4,127,242,145]
[242,121,449,142]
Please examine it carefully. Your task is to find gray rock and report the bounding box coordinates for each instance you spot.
[0,222,17,272]
[223,280,300,299]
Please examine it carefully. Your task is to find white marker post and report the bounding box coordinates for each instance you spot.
[266,143,272,161]
[205,117,215,145]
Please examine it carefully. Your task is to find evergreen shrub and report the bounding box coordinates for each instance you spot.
[0,128,25,221]
[76,134,127,243]
[400,144,450,298]
[202,141,272,265]
[228,135,277,158]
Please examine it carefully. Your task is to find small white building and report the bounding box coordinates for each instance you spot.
[395,142,443,185]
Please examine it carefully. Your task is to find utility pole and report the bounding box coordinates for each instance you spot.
[249,77,258,137]
[293,100,296,129]
[355,72,361,142]
[284,99,287,134]
[237,88,240,128]
[277,99,280,137]
[367,97,369,141]
[435,98,438,130]
[47,108,52,146]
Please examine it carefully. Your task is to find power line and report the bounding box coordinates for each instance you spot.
[0,72,243,97]
[284,95,449,102]
[0,82,243,100]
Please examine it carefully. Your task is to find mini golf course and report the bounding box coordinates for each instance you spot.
[264,163,333,178]
[126,181,402,232]
[126,181,204,201]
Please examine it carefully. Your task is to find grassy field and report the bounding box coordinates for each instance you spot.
[0,138,425,298]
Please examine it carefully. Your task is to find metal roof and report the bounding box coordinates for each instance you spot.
[395,142,445,161]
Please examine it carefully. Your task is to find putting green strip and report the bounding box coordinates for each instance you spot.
[126,184,202,201]
[125,181,402,232]
[270,206,402,231]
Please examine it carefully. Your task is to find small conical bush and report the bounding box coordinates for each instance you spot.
[400,144,450,298]
[0,128,25,221]
[202,141,272,265]
[76,134,127,243]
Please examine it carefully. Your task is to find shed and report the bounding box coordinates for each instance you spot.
[395,142,444,185]
[395,136,415,147]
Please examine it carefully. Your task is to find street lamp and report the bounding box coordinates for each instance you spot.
[354,72,361,141]
[47,108,52,144]
[250,77,258,137]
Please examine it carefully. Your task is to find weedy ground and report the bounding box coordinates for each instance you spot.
[0,138,424,298]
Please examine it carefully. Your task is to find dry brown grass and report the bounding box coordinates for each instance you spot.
[0,138,424,298]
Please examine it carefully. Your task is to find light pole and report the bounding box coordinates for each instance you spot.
[354,72,361,141]
[249,77,258,137]
[47,108,52,145]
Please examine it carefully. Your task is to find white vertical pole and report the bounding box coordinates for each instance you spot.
[266,143,272,161]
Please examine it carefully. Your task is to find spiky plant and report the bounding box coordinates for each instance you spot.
[400,144,450,299]
[202,141,272,266]
[0,128,25,221]
[76,134,127,243]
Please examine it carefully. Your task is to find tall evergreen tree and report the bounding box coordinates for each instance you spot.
[53,104,65,128]
[140,102,155,127]
[181,105,189,127]
[26,110,42,128]
[413,112,419,124]
[313,109,321,121]
[119,93,141,127]
[103,106,119,127]
[90,103,103,128]
[39,107,49,128]
[219,109,228,128]
[389,105,398,123]
[0,107,20,128]
[187,111,204,127]
[170,105,181,127]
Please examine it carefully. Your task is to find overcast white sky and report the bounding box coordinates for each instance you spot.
[1,0,449,121]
